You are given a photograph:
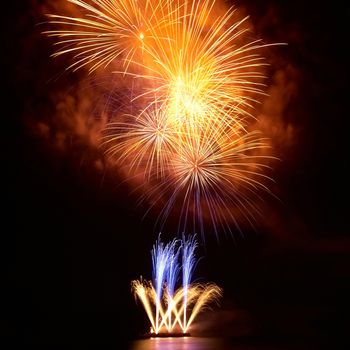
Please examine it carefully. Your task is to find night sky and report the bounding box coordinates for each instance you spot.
[4,0,349,347]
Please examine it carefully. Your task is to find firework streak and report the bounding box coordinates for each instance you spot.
[132,236,222,334]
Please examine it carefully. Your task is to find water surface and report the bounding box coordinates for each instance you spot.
[128,337,308,350]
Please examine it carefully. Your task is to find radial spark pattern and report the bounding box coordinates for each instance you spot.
[46,0,279,236]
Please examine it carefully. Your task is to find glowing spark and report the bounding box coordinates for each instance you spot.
[182,235,197,329]
[132,279,156,331]
[151,237,171,332]
[165,240,180,330]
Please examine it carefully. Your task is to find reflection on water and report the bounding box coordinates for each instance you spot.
[129,337,226,350]
[129,337,314,350]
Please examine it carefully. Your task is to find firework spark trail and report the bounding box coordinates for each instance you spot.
[132,236,222,334]
[165,240,180,330]
[183,283,222,332]
[181,235,197,330]
[151,237,170,332]
[131,279,156,331]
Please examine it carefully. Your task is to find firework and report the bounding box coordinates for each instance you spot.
[46,0,280,236]
[132,236,222,335]
[134,125,273,237]
[44,0,180,73]
[128,0,273,126]
[102,106,179,179]
[46,0,276,121]
[151,237,174,330]
[181,235,197,328]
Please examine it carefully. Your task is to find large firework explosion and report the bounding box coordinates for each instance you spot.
[45,0,279,238]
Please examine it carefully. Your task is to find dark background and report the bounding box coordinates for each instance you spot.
[3,0,349,347]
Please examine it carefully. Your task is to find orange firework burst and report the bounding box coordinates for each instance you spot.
[135,125,274,236]
[44,0,180,73]
[102,106,179,179]
[128,0,273,124]
[46,0,282,237]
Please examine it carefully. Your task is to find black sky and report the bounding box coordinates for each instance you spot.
[3,0,350,347]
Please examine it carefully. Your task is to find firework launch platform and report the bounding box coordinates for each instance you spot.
[147,332,191,338]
